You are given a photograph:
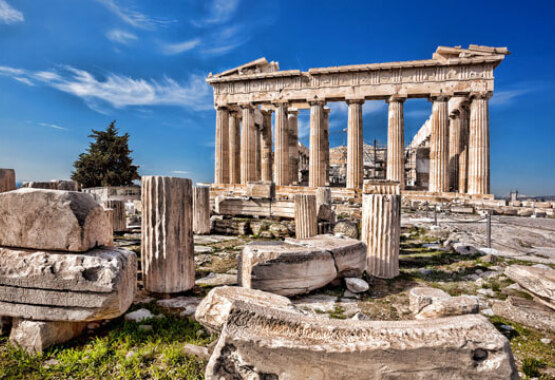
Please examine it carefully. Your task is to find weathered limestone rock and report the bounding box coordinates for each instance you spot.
[142,176,195,294]
[0,169,16,192]
[104,200,126,232]
[246,181,275,199]
[333,220,359,239]
[286,234,366,278]
[504,265,555,309]
[0,188,113,252]
[239,241,337,296]
[294,194,317,239]
[361,180,401,278]
[345,278,369,293]
[492,296,555,332]
[23,180,78,191]
[0,247,136,321]
[205,301,518,380]
[10,319,87,354]
[193,186,211,235]
[195,286,292,332]
[409,287,479,319]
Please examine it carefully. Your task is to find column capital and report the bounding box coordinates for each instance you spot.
[470,91,493,100]
[239,103,255,110]
[261,109,273,116]
[323,107,331,115]
[307,96,326,106]
[386,95,406,104]
[345,97,365,105]
[216,104,229,111]
[449,109,461,118]
[428,93,452,102]
[272,99,289,107]
[288,109,300,116]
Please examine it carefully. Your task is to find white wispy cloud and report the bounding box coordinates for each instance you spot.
[0,64,213,112]
[200,24,250,56]
[13,77,34,86]
[171,170,189,174]
[106,29,138,44]
[0,0,23,24]
[161,38,201,55]
[39,122,68,131]
[490,89,529,106]
[95,0,172,30]
[194,0,240,26]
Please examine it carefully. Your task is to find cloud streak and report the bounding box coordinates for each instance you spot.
[106,29,138,44]
[39,122,69,131]
[0,64,213,112]
[161,38,201,55]
[0,0,23,24]
[194,0,241,26]
[95,0,172,30]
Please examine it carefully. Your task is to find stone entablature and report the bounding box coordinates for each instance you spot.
[207,46,509,107]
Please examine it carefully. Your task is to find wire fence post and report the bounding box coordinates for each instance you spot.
[486,210,492,248]
[434,206,438,226]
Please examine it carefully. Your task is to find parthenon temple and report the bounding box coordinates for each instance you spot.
[207,45,510,200]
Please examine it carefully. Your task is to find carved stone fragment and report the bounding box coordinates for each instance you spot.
[10,319,87,354]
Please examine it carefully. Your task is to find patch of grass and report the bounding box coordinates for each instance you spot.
[328,305,346,320]
[522,358,547,378]
[0,303,213,379]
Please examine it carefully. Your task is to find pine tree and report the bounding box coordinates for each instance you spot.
[71,121,140,188]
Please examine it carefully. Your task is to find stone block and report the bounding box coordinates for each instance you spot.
[505,265,555,309]
[0,169,16,193]
[205,301,518,380]
[23,180,78,191]
[195,286,292,332]
[410,287,479,319]
[0,247,137,321]
[0,188,113,252]
[246,181,275,199]
[9,319,86,354]
[239,241,337,296]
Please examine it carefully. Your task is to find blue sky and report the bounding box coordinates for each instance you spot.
[0,0,553,196]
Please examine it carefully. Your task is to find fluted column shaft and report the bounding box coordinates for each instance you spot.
[255,124,261,181]
[361,180,401,279]
[228,112,241,184]
[214,107,229,184]
[323,108,330,185]
[468,94,491,195]
[240,105,257,184]
[458,105,470,193]
[104,200,126,232]
[288,110,299,184]
[448,110,461,192]
[274,102,290,186]
[428,97,450,192]
[142,176,194,294]
[347,99,364,189]
[386,97,405,189]
[261,110,273,182]
[193,186,210,235]
[309,100,326,187]
[294,194,317,239]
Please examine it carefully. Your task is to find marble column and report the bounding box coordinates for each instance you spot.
[274,102,290,186]
[142,176,194,294]
[323,108,330,185]
[214,106,229,184]
[448,109,461,192]
[458,105,470,193]
[104,200,126,232]
[193,186,211,235]
[361,180,401,279]
[294,194,318,239]
[228,112,241,184]
[309,100,326,187]
[346,98,364,189]
[288,109,299,184]
[386,96,405,189]
[428,96,450,192]
[255,124,262,181]
[261,110,273,182]
[468,93,491,195]
[240,105,257,184]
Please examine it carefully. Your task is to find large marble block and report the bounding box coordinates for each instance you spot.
[505,265,555,309]
[0,188,113,252]
[206,301,518,380]
[0,247,136,321]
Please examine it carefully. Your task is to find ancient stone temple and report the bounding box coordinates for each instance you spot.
[207,45,509,199]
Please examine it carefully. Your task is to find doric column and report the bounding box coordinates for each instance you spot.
[308,99,326,187]
[214,106,229,184]
[104,200,126,232]
[294,194,317,239]
[193,186,210,235]
[240,105,257,184]
[468,93,491,195]
[361,180,401,279]
[288,109,299,184]
[261,110,273,182]
[274,101,290,186]
[386,96,405,189]
[323,108,330,185]
[448,106,463,192]
[458,104,470,193]
[428,95,450,192]
[142,176,194,294]
[255,124,262,181]
[228,112,241,184]
[346,98,364,189]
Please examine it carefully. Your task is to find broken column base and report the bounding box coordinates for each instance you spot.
[9,319,87,354]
